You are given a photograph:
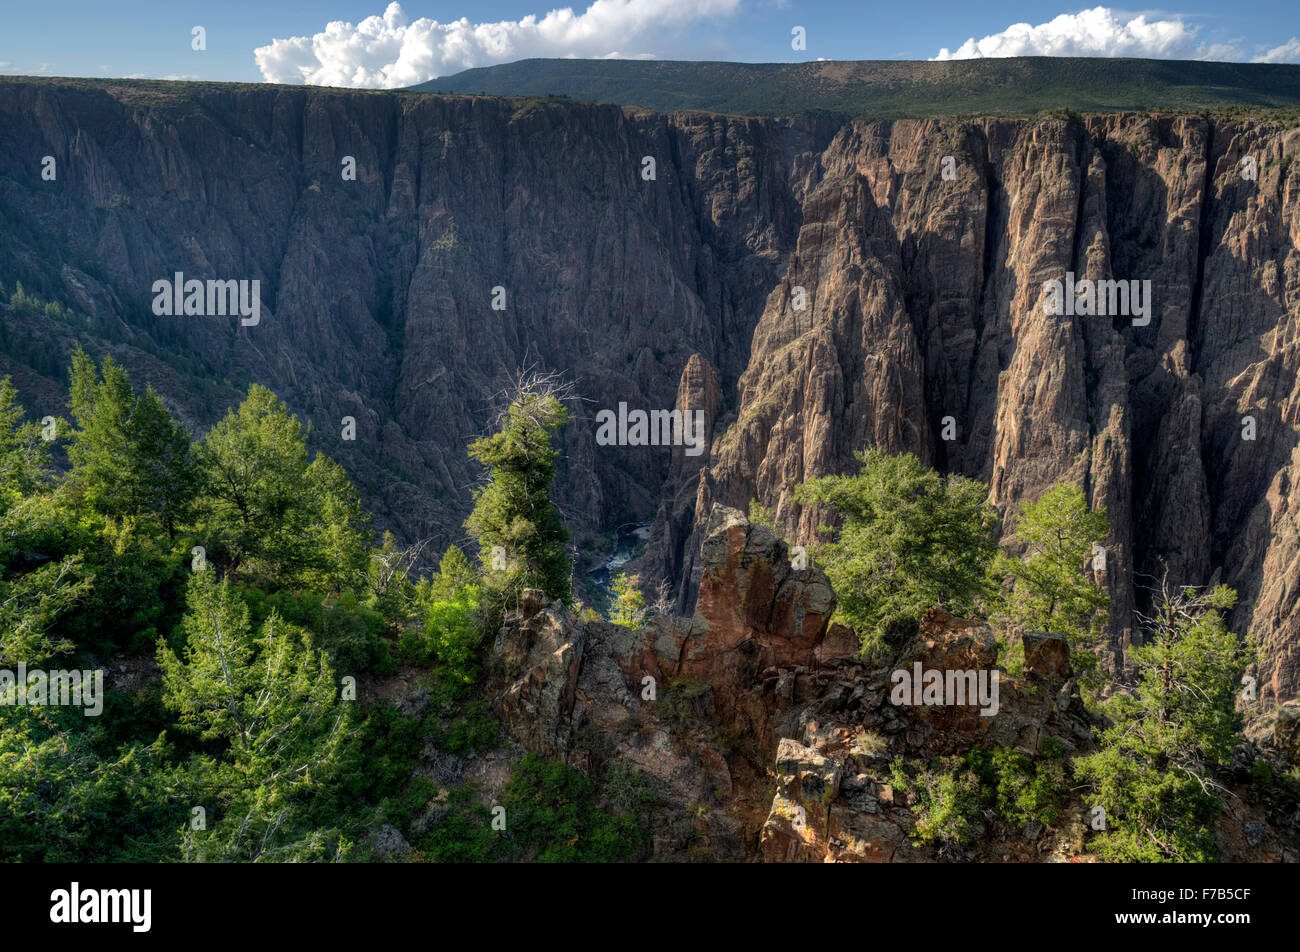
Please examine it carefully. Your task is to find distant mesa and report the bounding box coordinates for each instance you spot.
[408,56,1300,118]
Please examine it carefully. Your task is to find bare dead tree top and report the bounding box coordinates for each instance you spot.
[482,363,588,430]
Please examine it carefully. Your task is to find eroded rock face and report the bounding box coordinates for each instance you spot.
[745,604,1093,861]
[488,505,858,858]
[901,609,999,672]
[1273,701,1300,767]
[1023,631,1072,683]
[0,81,819,557]
[605,506,851,734]
[662,115,1300,707]
[692,505,840,671]
[490,506,1119,861]
[760,739,842,862]
[490,590,586,758]
[641,353,725,615]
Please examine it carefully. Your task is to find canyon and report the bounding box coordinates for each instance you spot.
[0,77,1298,712]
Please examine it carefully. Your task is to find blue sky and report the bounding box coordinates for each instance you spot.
[1,1,1298,86]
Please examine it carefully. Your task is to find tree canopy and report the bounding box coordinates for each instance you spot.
[464,378,571,603]
[795,448,999,654]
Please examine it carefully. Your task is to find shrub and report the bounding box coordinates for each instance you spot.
[401,584,485,705]
[424,699,499,755]
[497,754,644,862]
[244,588,395,677]
[891,756,985,848]
[414,785,496,863]
[609,571,647,628]
[966,746,1069,828]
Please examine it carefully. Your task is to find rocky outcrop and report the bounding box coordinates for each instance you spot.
[490,505,1114,861]
[1277,702,1300,766]
[760,738,846,862]
[369,824,412,861]
[757,608,1096,863]
[489,590,586,758]
[1247,698,1300,768]
[487,505,857,858]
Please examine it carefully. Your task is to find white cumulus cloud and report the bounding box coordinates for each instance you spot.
[931,6,1245,61]
[254,0,741,88]
[1253,37,1300,64]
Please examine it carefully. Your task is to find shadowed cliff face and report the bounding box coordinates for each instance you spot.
[0,79,819,552]
[1,80,1298,705]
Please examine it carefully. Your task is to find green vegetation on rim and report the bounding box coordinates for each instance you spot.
[7,56,1300,121]
[411,57,1300,119]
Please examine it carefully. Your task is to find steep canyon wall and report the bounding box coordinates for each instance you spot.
[0,80,1296,703]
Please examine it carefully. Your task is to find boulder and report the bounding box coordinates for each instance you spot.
[900,608,998,671]
[1023,631,1073,683]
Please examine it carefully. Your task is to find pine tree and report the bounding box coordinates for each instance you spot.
[0,557,87,668]
[432,544,476,599]
[198,384,368,589]
[67,347,198,535]
[0,375,49,498]
[609,572,648,629]
[367,532,420,614]
[305,454,371,592]
[991,483,1109,680]
[0,375,88,666]
[464,374,571,602]
[129,386,199,537]
[159,570,354,861]
[67,346,134,510]
[1075,581,1252,862]
[794,449,998,654]
[197,383,311,578]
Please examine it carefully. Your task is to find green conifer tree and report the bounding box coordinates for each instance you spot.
[794,449,998,654]
[159,570,353,861]
[67,347,198,536]
[609,571,647,628]
[1075,581,1252,862]
[464,374,571,602]
[198,384,368,589]
[990,483,1109,680]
